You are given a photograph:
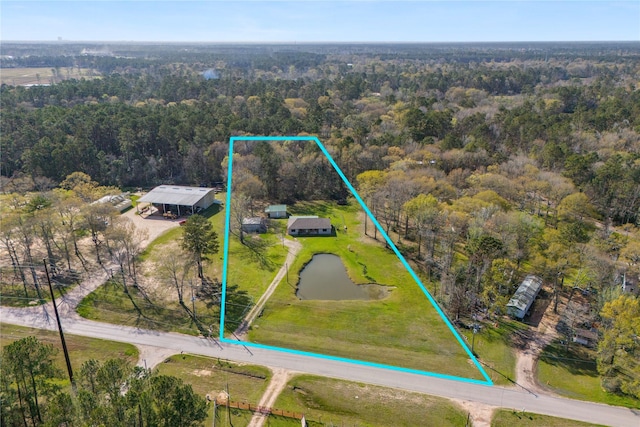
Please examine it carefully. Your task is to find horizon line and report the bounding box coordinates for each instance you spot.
[4,39,639,44]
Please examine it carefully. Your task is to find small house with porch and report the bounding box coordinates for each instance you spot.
[287,216,332,236]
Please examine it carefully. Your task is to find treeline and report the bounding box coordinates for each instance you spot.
[1,336,208,427]
[2,52,639,224]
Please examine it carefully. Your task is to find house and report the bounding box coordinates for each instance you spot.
[242,217,267,233]
[287,216,332,236]
[265,204,287,219]
[506,275,543,320]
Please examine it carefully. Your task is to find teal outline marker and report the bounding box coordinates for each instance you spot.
[221,136,493,386]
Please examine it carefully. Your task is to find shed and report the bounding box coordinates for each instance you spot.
[287,216,332,236]
[506,275,543,320]
[242,217,267,233]
[137,185,216,217]
[265,204,287,218]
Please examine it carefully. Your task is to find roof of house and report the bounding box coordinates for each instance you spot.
[506,275,543,313]
[265,204,287,212]
[137,185,215,206]
[242,217,265,225]
[287,216,331,230]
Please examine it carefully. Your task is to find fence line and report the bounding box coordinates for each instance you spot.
[214,398,304,420]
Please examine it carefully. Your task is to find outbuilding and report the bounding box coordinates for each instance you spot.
[137,185,216,217]
[506,275,543,320]
[265,204,287,218]
[242,217,267,233]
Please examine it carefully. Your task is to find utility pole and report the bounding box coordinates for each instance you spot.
[226,382,231,426]
[43,259,74,390]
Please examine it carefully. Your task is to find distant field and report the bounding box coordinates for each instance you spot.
[0,67,100,86]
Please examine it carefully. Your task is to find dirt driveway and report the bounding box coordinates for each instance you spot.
[121,207,181,247]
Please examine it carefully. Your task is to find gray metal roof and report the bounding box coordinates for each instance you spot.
[242,217,265,225]
[265,204,287,212]
[506,275,543,312]
[287,216,331,230]
[137,185,215,206]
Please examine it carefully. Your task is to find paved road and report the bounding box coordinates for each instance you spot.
[1,306,638,427]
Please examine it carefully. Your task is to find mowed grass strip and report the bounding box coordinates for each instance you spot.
[273,374,467,427]
[248,200,487,380]
[492,409,605,427]
[155,354,271,402]
[155,354,272,427]
[0,324,138,375]
[537,341,640,408]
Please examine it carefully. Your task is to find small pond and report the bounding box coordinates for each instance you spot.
[296,253,389,300]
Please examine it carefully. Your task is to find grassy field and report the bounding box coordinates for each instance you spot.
[0,67,100,86]
[155,354,272,426]
[77,278,219,336]
[537,341,640,408]
[246,200,497,382]
[0,324,138,377]
[79,195,519,383]
[492,409,605,427]
[271,374,467,426]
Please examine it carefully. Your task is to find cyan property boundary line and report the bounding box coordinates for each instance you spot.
[221,135,493,386]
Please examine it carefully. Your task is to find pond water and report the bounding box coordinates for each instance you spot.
[296,253,389,300]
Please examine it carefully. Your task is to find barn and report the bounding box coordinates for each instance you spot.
[137,185,217,217]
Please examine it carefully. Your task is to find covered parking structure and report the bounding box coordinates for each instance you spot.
[137,185,216,217]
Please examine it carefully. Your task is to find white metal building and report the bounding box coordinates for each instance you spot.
[506,275,543,320]
[137,185,216,216]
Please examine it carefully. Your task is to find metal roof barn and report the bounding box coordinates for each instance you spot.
[137,185,216,216]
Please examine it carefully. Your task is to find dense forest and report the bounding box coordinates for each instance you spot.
[1,42,639,399]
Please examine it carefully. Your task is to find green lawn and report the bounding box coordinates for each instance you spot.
[247,200,488,381]
[492,409,604,427]
[273,374,467,426]
[155,354,272,427]
[458,319,525,385]
[0,324,138,378]
[537,341,640,408]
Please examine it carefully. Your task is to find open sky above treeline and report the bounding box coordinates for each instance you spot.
[2,1,639,43]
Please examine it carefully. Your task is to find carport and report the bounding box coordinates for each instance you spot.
[136,185,217,217]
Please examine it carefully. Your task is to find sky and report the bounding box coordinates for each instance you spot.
[1,1,639,43]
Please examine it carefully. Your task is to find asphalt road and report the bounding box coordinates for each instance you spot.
[1,305,638,427]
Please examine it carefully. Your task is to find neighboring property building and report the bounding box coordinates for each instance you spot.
[572,328,598,347]
[287,216,332,236]
[265,204,287,218]
[92,193,132,213]
[136,185,216,217]
[506,275,543,320]
[242,217,267,233]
